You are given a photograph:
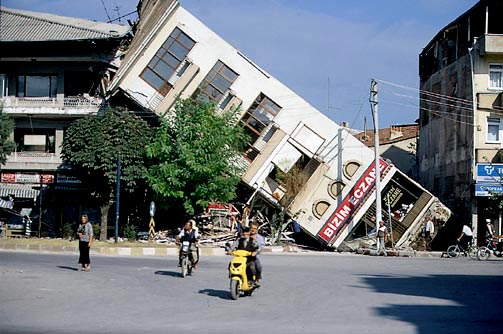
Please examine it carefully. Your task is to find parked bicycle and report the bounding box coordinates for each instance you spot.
[447,240,478,258]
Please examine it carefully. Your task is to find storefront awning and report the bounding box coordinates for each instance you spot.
[0,183,39,199]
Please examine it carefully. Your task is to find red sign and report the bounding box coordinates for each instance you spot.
[317,159,389,243]
[1,172,54,183]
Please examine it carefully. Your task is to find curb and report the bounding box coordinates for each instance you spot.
[0,243,291,257]
[0,242,445,258]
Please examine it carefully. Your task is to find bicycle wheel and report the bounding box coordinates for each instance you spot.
[447,245,459,258]
[477,247,491,261]
[467,245,479,259]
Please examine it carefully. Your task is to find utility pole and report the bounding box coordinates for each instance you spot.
[370,79,382,225]
[115,155,121,243]
[38,174,43,238]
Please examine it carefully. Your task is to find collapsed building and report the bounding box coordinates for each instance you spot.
[108,0,450,250]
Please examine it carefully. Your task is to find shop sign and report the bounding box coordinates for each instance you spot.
[1,172,53,183]
[317,159,389,243]
[475,184,503,197]
[476,163,503,183]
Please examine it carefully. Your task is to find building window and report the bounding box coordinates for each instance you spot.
[313,200,330,219]
[328,181,345,199]
[17,75,57,98]
[240,93,281,159]
[195,60,238,103]
[487,117,501,142]
[0,74,7,97]
[14,128,56,153]
[489,64,503,90]
[343,161,361,179]
[140,27,195,96]
[241,93,281,139]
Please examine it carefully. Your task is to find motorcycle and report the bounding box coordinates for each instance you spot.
[227,249,258,300]
[477,237,503,260]
[180,240,194,277]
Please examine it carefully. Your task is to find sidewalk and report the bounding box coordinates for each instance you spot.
[0,238,448,258]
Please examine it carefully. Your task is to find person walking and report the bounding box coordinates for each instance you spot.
[76,214,93,272]
[424,217,435,251]
[376,220,388,256]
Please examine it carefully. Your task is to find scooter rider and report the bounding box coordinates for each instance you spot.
[228,226,259,285]
[249,221,265,286]
[176,220,200,269]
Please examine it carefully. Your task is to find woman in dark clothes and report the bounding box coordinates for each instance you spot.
[77,214,93,271]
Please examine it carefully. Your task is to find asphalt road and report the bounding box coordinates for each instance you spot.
[0,251,502,334]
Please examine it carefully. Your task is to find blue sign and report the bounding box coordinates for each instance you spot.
[475,184,503,197]
[476,163,503,183]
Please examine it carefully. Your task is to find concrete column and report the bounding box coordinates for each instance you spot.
[55,129,64,158]
[472,198,478,245]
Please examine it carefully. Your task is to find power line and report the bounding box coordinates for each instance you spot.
[100,0,112,22]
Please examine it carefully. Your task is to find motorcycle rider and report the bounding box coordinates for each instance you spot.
[249,221,265,286]
[176,219,200,269]
[228,226,259,286]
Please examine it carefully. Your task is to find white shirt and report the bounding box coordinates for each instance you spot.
[462,225,473,236]
[425,220,434,233]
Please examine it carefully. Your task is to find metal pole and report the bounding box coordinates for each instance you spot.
[38,174,42,238]
[387,192,394,250]
[370,79,382,224]
[115,155,121,243]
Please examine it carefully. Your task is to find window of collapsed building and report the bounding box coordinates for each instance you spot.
[17,75,57,98]
[312,200,330,219]
[343,161,361,179]
[194,60,239,104]
[328,181,345,199]
[267,153,320,206]
[487,117,501,143]
[241,93,281,161]
[489,64,503,90]
[140,27,195,96]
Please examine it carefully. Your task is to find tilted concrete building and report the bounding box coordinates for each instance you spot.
[110,0,449,249]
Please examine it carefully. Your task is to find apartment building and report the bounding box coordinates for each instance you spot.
[418,0,503,245]
[0,7,130,234]
[109,0,449,249]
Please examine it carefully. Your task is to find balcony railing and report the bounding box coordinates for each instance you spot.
[7,151,60,162]
[2,95,104,108]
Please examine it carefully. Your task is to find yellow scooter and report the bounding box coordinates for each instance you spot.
[228,249,258,300]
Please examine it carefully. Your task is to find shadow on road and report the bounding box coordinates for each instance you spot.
[198,288,230,300]
[360,273,502,334]
[57,266,79,271]
[154,270,181,277]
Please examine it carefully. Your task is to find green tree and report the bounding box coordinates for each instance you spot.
[61,107,153,240]
[146,99,247,215]
[0,107,15,165]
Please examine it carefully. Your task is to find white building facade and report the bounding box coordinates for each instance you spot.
[111,0,449,249]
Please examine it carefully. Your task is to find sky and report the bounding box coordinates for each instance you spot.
[2,0,480,129]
